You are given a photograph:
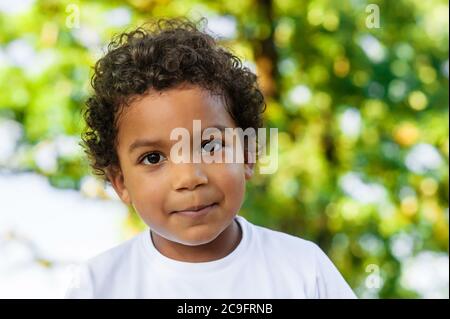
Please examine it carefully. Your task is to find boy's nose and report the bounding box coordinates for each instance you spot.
[171,162,208,191]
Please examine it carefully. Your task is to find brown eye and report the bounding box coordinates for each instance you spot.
[141,152,166,165]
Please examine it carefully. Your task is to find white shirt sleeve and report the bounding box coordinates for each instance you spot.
[64,263,95,299]
[313,244,357,299]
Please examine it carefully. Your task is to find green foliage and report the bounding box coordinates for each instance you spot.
[0,0,448,298]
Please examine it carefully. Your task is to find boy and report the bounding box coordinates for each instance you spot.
[65,18,356,298]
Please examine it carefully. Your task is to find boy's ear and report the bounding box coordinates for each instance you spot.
[106,166,131,205]
[244,162,254,180]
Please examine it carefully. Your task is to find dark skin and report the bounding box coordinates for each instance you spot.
[108,84,254,262]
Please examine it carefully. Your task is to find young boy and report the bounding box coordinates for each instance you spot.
[65,18,356,299]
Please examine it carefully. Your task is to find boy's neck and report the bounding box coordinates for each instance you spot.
[150,219,242,263]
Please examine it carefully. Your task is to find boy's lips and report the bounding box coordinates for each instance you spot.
[171,202,217,213]
[170,202,218,217]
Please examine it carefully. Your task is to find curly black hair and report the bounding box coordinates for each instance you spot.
[81,17,266,182]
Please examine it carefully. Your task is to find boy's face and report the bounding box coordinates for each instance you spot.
[108,84,254,246]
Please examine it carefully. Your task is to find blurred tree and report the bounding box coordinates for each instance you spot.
[0,0,448,298]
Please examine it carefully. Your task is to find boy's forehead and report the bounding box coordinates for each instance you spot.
[116,86,235,146]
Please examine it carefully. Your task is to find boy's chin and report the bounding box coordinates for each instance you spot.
[169,226,224,247]
[176,232,219,247]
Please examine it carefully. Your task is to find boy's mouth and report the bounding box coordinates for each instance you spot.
[171,202,218,214]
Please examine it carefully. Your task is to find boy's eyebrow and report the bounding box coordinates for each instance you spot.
[128,138,166,154]
[128,125,229,154]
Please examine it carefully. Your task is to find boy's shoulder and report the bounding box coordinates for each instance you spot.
[242,215,319,253]
[238,215,324,268]
[245,217,356,298]
[84,229,146,273]
[65,231,147,298]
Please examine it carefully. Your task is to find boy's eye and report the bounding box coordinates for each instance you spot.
[141,152,166,165]
[201,139,224,154]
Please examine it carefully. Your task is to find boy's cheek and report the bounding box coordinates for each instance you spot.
[131,194,170,229]
[134,208,172,238]
[125,177,168,214]
[213,164,246,206]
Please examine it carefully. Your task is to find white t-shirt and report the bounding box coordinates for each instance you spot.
[65,215,356,299]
